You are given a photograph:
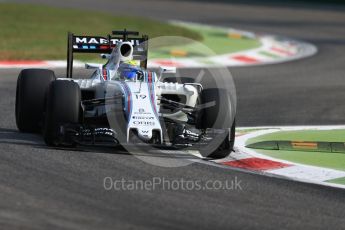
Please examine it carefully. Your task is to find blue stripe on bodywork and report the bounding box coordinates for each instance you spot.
[147,72,159,119]
[120,82,132,121]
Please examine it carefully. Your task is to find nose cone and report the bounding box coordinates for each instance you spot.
[137,128,153,141]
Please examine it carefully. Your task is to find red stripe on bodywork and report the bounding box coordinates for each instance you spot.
[221,158,291,171]
[148,72,157,115]
[232,55,259,63]
[127,94,131,115]
[102,68,107,80]
[148,71,152,83]
[100,45,109,50]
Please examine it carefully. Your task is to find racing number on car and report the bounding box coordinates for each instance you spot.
[136,94,147,99]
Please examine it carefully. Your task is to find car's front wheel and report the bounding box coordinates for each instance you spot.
[43,80,81,146]
[197,88,236,159]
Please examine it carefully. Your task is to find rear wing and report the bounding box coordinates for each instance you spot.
[66,30,149,78]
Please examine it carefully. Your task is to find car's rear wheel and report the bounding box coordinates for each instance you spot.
[197,88,236,159]
[15,69,56,132]
[43,80,81,146]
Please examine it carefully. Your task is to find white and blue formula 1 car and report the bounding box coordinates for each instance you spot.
[15,30,236,158]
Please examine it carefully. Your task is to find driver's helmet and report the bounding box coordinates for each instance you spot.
[117,62,142,81]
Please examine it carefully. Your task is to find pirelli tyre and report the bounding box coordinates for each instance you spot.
[15,69,56,133]
[43,80,81,146]
[197,88,236,159]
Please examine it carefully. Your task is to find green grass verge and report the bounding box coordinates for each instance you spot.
[246,129,345,171]
[327,177,345,185]
[183,24,260,55]
[0,3,261,61]
[150,24,261,59]
[0,3,201,60]
[247,129,345,145]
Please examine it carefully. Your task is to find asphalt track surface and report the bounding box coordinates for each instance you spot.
[1,0,345,229]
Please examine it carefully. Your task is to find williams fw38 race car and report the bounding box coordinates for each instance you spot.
[15,30,236,159]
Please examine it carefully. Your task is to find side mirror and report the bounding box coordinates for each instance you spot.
[159,66,176,74]
[85,63,103,69]
[100,54,111,59]
[158,66,177,80]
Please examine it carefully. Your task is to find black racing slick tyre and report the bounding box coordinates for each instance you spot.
[197,88,236,159]
[15,69,56,132]
[43,80,81,146]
